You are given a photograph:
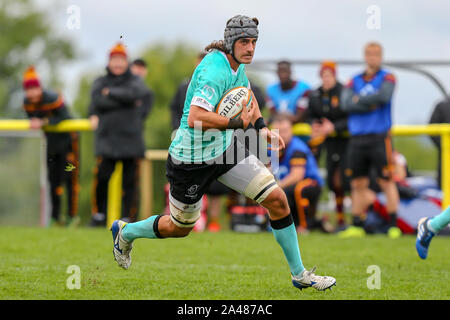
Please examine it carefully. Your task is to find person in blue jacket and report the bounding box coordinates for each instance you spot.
[340,42,401,239]
[266,61,310,123]
[271,114,330,233]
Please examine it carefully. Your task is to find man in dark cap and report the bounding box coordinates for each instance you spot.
[22,66,80,227]
[89,43,151,226]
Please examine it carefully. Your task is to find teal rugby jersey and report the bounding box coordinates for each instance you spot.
[169,50,250,163]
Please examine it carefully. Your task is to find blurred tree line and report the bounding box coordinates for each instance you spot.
[0,0,75,117]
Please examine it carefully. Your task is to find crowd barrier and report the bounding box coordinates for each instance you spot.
[1,119,448,227]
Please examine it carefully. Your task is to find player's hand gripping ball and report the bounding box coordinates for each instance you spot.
[215,86,252,119]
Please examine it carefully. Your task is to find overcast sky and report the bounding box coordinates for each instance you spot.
[37,0,450,124]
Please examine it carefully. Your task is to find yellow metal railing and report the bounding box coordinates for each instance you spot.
[292,123,450,209]
[0,119,92,132]
[0,119,123,227]
[1,119,449,222]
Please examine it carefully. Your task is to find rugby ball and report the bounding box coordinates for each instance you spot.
[215,86,252,119]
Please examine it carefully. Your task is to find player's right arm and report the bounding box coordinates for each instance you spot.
[187,100,255,130]
[187,71,254,131]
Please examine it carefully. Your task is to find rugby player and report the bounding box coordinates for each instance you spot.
[111,15,336,291]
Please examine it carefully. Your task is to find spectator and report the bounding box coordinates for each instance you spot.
[271,114,329,233]
[129,58,155,221]
[306,61,349,228]
[130,58,155,131]
[22,66,80,227]
[340,42,401,239]
[130,58,148,78]
[170,51,207,130]
[88,43,151,226]
[266,60,310,123]
[428,97,450,188]
[248,80,266,112]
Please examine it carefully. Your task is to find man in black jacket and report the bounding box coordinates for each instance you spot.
[306,61,349,228]
[89,43,152,226]
[429,97,450,188]
[130,58,154,121]
[22,66,80,227]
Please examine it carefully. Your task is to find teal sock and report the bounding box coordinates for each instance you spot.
[122,215,161,242]
[270,215,305,277]
[429,206,450,233]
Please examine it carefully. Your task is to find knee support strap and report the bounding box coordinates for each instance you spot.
[169,193,202,228]
[244,166,278,204]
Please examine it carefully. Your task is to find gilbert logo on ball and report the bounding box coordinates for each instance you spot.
[215,87,252,119]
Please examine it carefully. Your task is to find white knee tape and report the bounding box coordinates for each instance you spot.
[244,167,278,204]
[169,193,202,228]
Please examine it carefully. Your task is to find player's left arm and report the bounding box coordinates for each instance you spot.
[251,91,286,150]
[250,90,263,125]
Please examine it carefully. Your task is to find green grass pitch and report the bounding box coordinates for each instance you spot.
[0,226,448,300]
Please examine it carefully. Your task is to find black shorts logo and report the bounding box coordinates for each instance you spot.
[186,184,199,198]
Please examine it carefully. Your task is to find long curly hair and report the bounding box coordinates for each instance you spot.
[204,40,227,53]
